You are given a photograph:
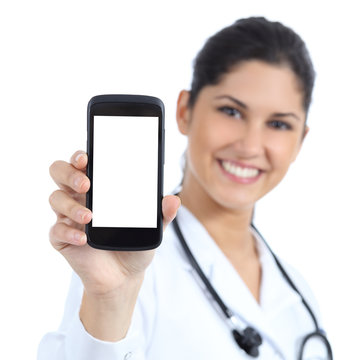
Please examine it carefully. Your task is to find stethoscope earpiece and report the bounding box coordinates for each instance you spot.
[232,327,262,358]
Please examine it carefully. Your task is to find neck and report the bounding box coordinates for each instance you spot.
[178,177,256,259]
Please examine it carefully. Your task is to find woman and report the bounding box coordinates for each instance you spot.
[39,17,332,359]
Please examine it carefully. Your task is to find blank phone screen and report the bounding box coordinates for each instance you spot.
[92,115,159,228]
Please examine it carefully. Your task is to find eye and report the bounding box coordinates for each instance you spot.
[268,120,292,130]
[218,106,242,119]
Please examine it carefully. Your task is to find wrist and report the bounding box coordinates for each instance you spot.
[79,274,144,341]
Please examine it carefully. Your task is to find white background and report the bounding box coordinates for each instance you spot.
[0,0,359,358]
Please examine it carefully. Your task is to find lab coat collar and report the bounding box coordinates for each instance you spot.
[173,205,303,357]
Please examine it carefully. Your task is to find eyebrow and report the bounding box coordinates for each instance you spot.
[214,95,301,121]
[215,95,248,110]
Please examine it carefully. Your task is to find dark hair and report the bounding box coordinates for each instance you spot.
[189,17,316,115]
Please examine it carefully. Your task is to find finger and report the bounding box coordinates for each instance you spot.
[49,222,87,250]
[51,193,86,219]
[70,150,88,171]
[49,160,90,194]
[162,195,181,231]
[51,190,86,216]
[57,215,85,231]
[49,190,92,224]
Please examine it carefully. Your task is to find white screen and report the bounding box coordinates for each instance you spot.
[92,115,159,228]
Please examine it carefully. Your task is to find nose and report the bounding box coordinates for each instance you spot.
[234,122,264,158]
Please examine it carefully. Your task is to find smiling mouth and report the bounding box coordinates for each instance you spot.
[219,160,261,178]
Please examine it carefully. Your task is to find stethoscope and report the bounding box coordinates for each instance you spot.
[172,216,333,359]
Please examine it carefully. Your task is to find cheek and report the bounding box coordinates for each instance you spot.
[188,115,229,158]
[268,136,302,171]
[187,129,215,170]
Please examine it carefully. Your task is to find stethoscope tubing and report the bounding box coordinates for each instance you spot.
[172,215,333,359]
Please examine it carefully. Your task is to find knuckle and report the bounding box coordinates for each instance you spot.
[49,160,58,170]
[48,192,54,206]
[49,223,58,242]
[48,190,58,206]
[48,189,62,206]
[49,222,72,247]
[49,160,61,177]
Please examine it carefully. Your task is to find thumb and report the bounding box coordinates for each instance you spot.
[162,195,181,231]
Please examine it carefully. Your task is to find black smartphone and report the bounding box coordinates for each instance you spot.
[85,94,165,251]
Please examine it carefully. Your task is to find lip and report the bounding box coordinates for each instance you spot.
[217,159,263,184]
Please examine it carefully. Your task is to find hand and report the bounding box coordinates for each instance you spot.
[49,150,181,298]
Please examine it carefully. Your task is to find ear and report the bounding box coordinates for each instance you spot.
[291,125,310,162]
[302,125,309,140]
[176,90,192,135]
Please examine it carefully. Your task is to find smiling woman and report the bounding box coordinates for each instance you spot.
[177,61,308,214]
[39,17,333,360]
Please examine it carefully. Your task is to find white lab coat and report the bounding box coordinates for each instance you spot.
[38,205,328,360]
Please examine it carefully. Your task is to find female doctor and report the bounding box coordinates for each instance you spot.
[39,17,333,359]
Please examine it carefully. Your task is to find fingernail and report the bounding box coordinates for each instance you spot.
[74,177,82,188]
[83,212,92,222]
[77,210,90,222]
[75,153,84,163]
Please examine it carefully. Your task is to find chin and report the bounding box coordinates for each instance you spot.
[209,187,258,212]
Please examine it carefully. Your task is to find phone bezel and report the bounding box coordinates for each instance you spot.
[86,95,164,251]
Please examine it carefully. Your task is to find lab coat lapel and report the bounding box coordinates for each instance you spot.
[257,236,301,321]
[175,206,303,357]
[209,243,289,356]
[211,230,304,357]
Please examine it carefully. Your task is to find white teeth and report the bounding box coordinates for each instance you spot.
[221,160,259,178]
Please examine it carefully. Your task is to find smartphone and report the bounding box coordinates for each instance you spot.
[85,94,165,251]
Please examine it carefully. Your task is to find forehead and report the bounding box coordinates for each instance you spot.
[206,60,304,115]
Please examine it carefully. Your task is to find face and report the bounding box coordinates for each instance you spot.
[176,60,308,211]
